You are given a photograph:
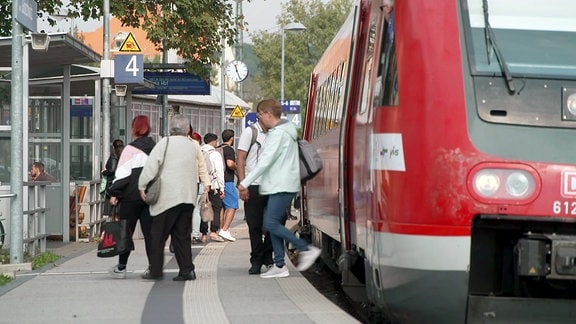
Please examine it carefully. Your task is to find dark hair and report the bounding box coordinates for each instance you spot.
[32,161,45,172]
[187,124,194,137]
[222,129,234,142]
[132,115,151,137]
[112,139,124,149]
[204,133,218,144]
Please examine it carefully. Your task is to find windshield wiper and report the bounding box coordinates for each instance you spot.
[482,0,515,94]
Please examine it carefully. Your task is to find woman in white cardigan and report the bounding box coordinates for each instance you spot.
[138,114,210,281]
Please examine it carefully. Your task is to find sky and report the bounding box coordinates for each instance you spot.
[40,0,291,44]
[242,0,285,42]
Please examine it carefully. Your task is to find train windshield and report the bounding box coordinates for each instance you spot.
[464,0,576,79]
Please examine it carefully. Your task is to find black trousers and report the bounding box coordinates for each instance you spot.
[244,185,273,267]
[118,200,153,266]
[149,203,195,276]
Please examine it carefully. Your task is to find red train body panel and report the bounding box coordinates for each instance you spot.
[302,0,576,322]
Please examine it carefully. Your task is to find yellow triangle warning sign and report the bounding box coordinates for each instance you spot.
[230,105,245,118]
[119,32,142,52]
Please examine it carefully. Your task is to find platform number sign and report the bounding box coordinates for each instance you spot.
[283,113,301,128]
[114,54,144,84]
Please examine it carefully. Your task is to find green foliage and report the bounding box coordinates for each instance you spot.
[0,0,252,76]
[251,0,353,105]
[0,273,12,286]
[31,251,60,270]
[0,249,8,264]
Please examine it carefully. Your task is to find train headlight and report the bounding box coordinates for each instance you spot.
[562,88,576,120]
[468,163,540,204]
[473,171,500,197]
[505,171,533,197]
[567,93,576,116]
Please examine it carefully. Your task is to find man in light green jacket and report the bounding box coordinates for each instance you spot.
[238,99,321,279]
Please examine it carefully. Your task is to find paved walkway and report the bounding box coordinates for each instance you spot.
[0,218,359,324]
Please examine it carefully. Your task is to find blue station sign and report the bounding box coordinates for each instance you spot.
[132,72,211,95]
[245,112,258,128]
[280,100,301,113]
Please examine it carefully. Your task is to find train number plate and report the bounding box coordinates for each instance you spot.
[553,201,576,215]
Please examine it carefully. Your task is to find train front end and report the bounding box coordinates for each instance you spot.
[342,0,576,322]
[461,0,576,322]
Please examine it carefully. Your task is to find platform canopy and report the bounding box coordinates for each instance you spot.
[0,32,101,69]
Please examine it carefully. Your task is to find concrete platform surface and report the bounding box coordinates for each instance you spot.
[0,220,359,324]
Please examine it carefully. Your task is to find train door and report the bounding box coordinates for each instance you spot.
[345,0,393,303]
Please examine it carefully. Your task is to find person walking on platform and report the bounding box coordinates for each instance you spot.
[169,128,206,253]
[237,99,321,279]
[189,129,205,243]
[237,100,274,274]
[139,114,210,281]
[102,139,124,216]
[217,129,238,242]
[200,133,226,242]
[107,116,156,279]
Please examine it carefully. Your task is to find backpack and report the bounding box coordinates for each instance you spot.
[247,124,261,157]
[298,139,323,183]
[202,149,216,182]
[216,145,228,171]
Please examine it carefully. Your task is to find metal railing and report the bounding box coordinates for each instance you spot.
[22,182,50,256]
[0,180,106,258]
[71,180,106,242]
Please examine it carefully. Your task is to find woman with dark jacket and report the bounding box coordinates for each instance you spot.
[107,115,156,279]
[102,139,124,216]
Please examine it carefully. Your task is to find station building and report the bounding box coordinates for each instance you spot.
[0,32,250,245]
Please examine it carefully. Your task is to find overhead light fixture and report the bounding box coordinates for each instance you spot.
[114,85,127,97]
[29,33,51,51]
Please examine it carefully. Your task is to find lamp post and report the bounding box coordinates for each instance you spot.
[281,22,306,101]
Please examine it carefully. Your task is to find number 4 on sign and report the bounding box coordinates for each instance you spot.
[125,56,139,76]
[114,54,144,84]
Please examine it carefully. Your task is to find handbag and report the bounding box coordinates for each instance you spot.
[145,136,169,205]
[199,191,213,222]
[97,218,134,258]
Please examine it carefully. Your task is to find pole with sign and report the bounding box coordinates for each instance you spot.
[114,32,144,85]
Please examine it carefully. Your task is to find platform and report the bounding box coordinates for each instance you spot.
[0,217,359,323]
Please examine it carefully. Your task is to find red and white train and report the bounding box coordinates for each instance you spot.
[301,0,576,322]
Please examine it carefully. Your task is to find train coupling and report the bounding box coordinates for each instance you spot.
[517,234,576,280]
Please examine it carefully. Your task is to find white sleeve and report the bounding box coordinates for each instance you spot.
[210,151,225,190]
[237,126,253,153]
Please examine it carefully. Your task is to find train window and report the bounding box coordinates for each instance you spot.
[464,0,576,78]
[358,22,377,116]
[375,0,399,107]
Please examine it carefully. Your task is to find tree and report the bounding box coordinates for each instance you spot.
[0,0,250,75]
[250,0,352,105]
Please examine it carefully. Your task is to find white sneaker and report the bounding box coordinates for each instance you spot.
[110,265,126,279]
[260,264,289,278]
[218,229,236,242]
[297,245,321,271]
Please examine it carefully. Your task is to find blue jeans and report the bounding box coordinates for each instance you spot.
[263,192,308,267]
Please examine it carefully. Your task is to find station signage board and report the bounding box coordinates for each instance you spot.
[132,72,210,95]
[15,0,37,32]
[281,100,301,113]
[114,54,144,84]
